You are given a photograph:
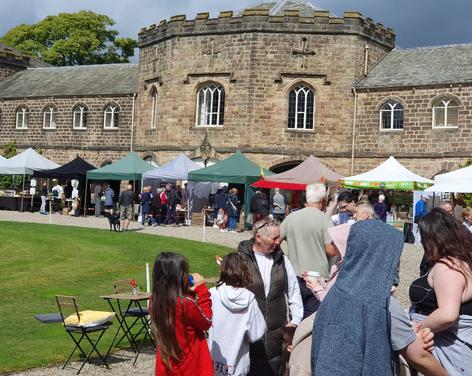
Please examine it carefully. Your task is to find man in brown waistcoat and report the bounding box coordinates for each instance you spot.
[238,218,303,376]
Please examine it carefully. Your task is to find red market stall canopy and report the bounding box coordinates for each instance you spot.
[339,156,433,191]
[252,155,343,190]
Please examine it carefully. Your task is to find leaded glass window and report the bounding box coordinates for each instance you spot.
[196,84,225,126]
[380,101,404,130]
[288,86,314,130]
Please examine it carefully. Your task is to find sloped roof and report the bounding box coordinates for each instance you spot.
[356,44,472,89]
[0,63,138,98]
[238,0,331,17]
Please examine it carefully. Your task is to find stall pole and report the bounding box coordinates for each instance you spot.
[202,211,206,243]
[83,178,88,217]
[20,173,26,212]
[146,263,150,293]
[49,200,52,224]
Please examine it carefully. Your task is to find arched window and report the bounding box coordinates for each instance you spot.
[73,104,88,129]
[103,103,119,129]
[150,89,158,129]
[143,155,158,167]
[100,159,112,167]
[432,98,458,128]
[288,85,314,130]
[43,105,57,129]
[16,106,29,129]
[196,83,225,126]
[380,101,404,130]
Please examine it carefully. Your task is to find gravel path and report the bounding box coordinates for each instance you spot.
[1,210,423,375]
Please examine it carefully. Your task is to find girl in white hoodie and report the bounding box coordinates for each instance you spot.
[208,252,267,376]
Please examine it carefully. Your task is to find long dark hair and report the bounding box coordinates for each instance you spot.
[217,252,252,288]
[150,252,190,368]
[419,208,472,280]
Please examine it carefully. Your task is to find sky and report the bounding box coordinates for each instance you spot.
[1,0,472,58]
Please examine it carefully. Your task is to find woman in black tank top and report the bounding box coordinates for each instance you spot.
[409,208,472,373]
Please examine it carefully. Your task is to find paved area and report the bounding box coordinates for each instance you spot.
[1,210,423,375]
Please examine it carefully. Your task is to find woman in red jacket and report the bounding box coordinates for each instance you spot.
[150,252,213,375]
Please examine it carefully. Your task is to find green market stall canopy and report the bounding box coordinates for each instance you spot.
[86,152,154,181]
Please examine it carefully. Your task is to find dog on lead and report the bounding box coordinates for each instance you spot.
[104,211,120,232]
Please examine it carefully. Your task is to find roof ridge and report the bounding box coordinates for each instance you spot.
[395,43,472,52]
[26,63,138,70]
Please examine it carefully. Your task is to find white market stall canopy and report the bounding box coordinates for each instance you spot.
[425,164,472,193]
[0,155,5,161]
[142,154,201,182]
[0,148,59,175]
[339,156,433,191]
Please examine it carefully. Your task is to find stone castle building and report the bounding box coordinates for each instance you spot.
[0,0,471,178]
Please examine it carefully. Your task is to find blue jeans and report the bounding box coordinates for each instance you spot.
[95,200,101,217]
[228,216,237,230]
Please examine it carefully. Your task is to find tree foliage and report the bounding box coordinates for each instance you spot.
[0,142,18,190]
[459,158,472,207]
[0,11,137,66]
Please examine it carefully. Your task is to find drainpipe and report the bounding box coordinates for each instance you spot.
[351,88,358,175]
[364,43,370,75]
[130,92,137,152]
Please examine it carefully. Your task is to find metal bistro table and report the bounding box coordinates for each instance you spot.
[101,292,154,364]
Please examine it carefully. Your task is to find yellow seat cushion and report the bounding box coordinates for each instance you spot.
[64,310,115,327]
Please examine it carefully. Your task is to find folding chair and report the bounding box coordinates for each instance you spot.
[55,295,112,374]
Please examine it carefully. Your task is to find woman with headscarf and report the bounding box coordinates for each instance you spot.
[311,219,403,375]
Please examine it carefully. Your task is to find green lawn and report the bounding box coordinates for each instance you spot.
[0,222,231,373]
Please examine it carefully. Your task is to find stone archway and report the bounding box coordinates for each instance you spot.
[269,156,305,173]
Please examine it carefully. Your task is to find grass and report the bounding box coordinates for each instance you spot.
[0,222,231,373]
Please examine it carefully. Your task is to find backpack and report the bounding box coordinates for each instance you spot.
[52,188,59,198]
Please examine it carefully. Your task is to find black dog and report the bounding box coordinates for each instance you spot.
[104,212,121,232]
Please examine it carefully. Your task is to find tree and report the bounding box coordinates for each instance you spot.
[0,142,18,189]
[0,11,137,66]
[459,158,472,207]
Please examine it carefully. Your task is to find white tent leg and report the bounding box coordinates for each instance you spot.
[20,173,25,212]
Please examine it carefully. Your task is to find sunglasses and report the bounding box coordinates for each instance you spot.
[254,220,270,234]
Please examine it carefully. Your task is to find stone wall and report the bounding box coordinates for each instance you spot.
[0,95,135,166]
[0,62,23,81]
[355,84,472,176]
[134,10,393,173]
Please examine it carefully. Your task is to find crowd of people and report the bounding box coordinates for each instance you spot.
[149,182,472,376]
[92,181,189,231]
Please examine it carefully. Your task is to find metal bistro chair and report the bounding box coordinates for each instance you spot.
[110,280,154,355]
[55,295,112,374]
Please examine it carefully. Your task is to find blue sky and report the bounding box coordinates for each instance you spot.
[1,0,471,53]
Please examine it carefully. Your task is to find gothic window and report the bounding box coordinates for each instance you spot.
[143,155,158,167]
[103,103,119,129]
[288,85,314,130]
[150,88,158,129]
[432,98,458,128]
[380,101,404,130]
[196,83,225,126]
[73,104,88,129]
[43,105,57,129]
[16,106,29,129]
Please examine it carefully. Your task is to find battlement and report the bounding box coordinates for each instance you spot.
[138,9,395,49]
[0,46,30,67]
